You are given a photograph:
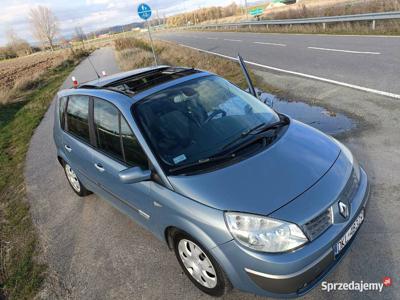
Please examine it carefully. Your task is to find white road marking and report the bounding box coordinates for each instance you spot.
[206,37,218,40]
[254,41,286,47]
[223,39,242,42]
[308,46,381,55]
[177,43,400,100]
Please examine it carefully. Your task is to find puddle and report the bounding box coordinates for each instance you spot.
[258,91,356,135]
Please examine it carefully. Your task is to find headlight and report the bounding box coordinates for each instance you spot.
[225,212,308,253]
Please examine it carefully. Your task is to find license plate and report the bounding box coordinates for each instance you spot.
[334,209,364,255]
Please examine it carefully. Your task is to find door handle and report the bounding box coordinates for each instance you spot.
[94,163,105,172]
[64,145,72,152]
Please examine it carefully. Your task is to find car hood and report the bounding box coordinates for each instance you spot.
[168,120,341,215]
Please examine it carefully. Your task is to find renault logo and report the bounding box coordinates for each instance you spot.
[338,201,349,218]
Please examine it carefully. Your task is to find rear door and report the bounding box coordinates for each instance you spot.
[88,97,157,231]
[62,94,97,190]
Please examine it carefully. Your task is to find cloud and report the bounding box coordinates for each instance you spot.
[0,0,242,45]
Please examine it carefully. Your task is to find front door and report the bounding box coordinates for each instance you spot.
[88,97,157,232]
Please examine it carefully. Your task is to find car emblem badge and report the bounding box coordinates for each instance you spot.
[338,201,349,218]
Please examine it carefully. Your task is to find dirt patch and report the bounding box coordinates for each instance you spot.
[0,51,69,91]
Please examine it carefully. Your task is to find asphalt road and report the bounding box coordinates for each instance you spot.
[25,47,399,299]
[155,31,400,98]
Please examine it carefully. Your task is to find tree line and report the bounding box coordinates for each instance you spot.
[166,3,244,27]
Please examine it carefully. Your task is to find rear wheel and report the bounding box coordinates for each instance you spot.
[173,232,231,297]
[64,163,91,197]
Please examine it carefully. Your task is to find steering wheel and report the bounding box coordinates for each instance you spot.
[205,109,226,123]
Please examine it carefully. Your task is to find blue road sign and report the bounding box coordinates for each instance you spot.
[138,3,152,20]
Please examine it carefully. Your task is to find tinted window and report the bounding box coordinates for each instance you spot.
[93,98,123,161]
[59,97,67,129]
[66,95,90,142]
[121,117,147,168]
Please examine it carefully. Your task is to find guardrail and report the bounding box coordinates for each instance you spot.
[174,11,400,31]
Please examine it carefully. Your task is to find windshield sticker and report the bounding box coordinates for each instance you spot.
[173,154,187,164]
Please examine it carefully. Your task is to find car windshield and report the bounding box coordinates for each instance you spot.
[134,75,280,170]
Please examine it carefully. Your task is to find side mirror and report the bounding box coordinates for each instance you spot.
[119,167,151,184]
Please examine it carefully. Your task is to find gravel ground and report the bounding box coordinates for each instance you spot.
[25,47,399,299]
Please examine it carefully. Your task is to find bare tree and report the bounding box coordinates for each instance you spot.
[5,27,31,55]
[28,6,58,51]
[5,27,18,45]
[74,26,86,48]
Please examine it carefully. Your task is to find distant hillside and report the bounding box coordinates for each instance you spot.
[92,22,145,36]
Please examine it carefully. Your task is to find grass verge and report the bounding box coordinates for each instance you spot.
[114,37,278,94]
[0,51,88,300]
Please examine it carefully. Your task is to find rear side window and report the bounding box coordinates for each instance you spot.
[93,98,123,161]
[59,97,67,129]
[66,95,90,143]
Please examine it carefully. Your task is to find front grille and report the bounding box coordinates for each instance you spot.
[303,208,333,241]
[302,168,360,241]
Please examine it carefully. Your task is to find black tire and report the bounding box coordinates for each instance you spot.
[63,162,91,197]
[172,231,231,297]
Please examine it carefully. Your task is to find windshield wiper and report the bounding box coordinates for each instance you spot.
[221,118,289,152]
[169,117,289,174]
[169,152,237,173]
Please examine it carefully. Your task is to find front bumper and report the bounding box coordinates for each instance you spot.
[211,167,370,298]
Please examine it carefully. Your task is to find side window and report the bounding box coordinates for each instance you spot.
[66,95,90,143]
[121,117,148,168]
[59,97,67,129]
[93,98,124,162]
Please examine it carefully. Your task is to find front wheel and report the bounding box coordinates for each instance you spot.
[173,232,231,297]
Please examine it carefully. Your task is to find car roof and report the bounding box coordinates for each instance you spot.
[78,65,204,94]
[79,65,170,88]
[59,66,213,108]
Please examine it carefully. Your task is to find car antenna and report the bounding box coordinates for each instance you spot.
[237,53,257,98]
[87,56,101,79]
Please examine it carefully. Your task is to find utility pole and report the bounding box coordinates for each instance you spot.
[146,20,158,66]
[183,0,189,27]
[244,0,249,20]
[156,9,161,26]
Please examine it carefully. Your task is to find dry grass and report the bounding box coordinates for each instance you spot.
[0,75,43,105]
[198,18,400,35]
[0,90,15,105]
[116,48,155,70]
[114,37,277,93]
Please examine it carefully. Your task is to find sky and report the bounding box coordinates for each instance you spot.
[0,0,246,46]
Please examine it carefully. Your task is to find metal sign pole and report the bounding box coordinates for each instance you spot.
[146,20,158,66]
